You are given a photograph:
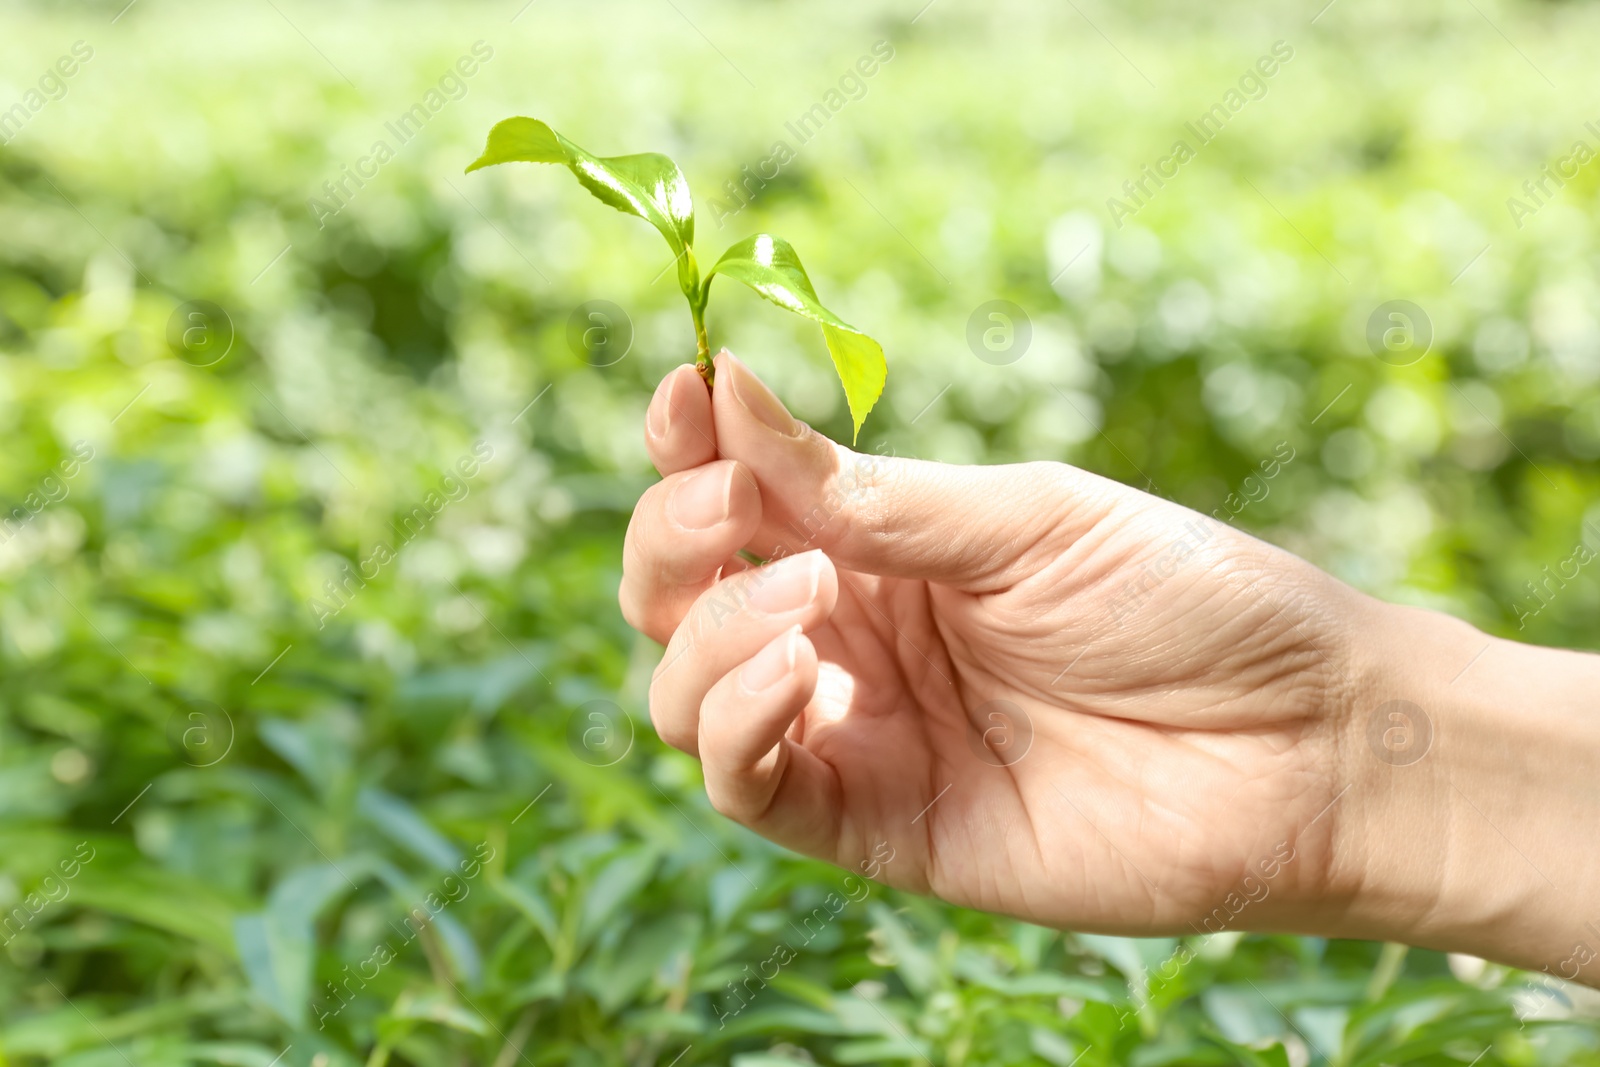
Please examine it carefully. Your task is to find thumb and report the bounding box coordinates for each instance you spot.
[710,350,1119,591]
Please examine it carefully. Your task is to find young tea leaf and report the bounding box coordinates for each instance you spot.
[705,234,886,441]
[468,120,888,433]
[466,117,699,300]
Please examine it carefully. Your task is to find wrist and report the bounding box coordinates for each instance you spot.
[1322,600,1600,982]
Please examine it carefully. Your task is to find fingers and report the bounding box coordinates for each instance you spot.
[645,363,716,476]
[648,549,837,756]
[710,350,1121,592]
[699,626,841,849]
[620,459,762,644]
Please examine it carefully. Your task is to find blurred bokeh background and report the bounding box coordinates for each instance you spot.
[2,0,1598,1063]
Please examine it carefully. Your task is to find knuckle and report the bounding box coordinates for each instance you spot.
[618,585,647,634]
[704,782,742,821]
[647,631,703,749]
[624,479,672,546]
[702,762,758,823]
[1019,460,1076,502]
[645,672,662,718]
[646,684,694,754]
[797,445,886,552]
[620,584,677,645]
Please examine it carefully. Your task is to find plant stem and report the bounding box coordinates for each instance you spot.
[692,304,714,387]
[491,1006,539,1067]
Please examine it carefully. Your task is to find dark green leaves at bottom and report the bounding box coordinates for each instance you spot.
[706,234,886,441]
[465,117,699,299]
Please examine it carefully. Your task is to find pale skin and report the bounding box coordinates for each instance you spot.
[620,351,1600,987]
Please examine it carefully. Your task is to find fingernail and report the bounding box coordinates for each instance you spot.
[667,463,733,530]
[748,551,822,614]
[646,370,679,441]
[742,626,799,692]
[724,352,799,437]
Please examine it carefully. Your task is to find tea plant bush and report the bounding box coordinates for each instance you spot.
[0,0,1597,1064]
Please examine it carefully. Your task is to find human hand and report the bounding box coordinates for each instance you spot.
[621,351,1372,933]
[620,352,1600,977]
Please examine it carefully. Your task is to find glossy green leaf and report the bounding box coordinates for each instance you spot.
[466,116,699,298]
[706,234,886,441]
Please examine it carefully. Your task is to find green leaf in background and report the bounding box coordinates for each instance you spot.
[370,857,485,986]
[258,716,352,794]
[491,873,564,958]
[380,993,491,1037]
[234,860,371,1029]
[14,3,1600,1063]
[357,786,463,871]
[466,117,699,300]
[577,848,658,946]
[233,913,305,1031]
[174,1042,313,1067]
[706,234,886,441]
[70,862,239,953]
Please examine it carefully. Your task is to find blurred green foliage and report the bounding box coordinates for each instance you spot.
[1,0,1598,1064]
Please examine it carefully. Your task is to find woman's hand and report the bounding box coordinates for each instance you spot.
[620,352,1600,979]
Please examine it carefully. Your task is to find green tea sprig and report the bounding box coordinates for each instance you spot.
[467,117,886,440]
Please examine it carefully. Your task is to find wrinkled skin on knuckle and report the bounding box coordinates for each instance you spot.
[794,439,872,556]
[1196,543,1346,717]
[997,461,1126,591]
[1016,459,1096,547]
